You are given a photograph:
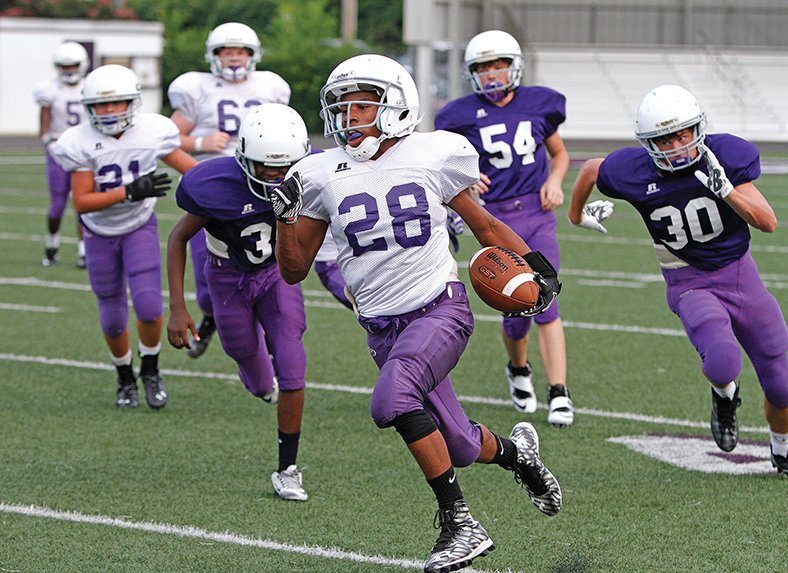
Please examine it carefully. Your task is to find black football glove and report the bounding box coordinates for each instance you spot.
[125,171,172,202]
[503,250,562,317]
[271,172,303,224]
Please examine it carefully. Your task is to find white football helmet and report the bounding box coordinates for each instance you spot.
[53,41,89,85]
[205,22,261,82]
[635,85,707,172]
[235,103,311,201]
[81,65,141,136]
[464,30,524,102]
[319,54,421,161]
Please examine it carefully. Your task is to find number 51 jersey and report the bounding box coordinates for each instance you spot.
[297,131,479,317]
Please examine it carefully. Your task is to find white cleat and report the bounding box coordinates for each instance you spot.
[262,377,279,405]
[271,465,308,501]
[547,385,574,427]
[506,361,537,413]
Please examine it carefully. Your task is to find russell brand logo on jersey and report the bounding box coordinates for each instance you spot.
[242,203,254,214]
[646,182,661,195]
[335,162,351,173]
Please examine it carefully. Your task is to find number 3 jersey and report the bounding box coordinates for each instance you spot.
[297,131,479,317]
[167,71,290,162]
[52,113,182,237]
[597,133,760,271]
[434,85,565,203]
[176,156,278,273]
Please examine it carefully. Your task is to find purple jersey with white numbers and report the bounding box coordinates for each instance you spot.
[176,156,278,273]
[434,86,565,202]
[597,134,760,271]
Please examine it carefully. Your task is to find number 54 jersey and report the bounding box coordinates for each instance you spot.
[297,131,479,317]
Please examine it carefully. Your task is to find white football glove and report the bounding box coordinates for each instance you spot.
[271,172,303,224]
[694,144,733,199]
[571,200,614,234]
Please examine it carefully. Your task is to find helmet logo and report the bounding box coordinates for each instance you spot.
[657,117,679,128]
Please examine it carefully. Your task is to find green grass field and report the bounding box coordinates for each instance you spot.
[1,150,786,573]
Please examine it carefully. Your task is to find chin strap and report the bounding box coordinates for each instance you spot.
[345,134,383,161]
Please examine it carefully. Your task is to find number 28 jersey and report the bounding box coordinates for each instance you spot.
[297,131,479,317]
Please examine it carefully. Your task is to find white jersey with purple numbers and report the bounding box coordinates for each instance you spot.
[33,78,88,139]
[167,71,290,162]
[297,131,479,317]
[52,113,181,237]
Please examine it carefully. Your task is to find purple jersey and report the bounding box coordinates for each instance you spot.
[176,156,278,273]
[434,86,565,203]
[597,134,760,271]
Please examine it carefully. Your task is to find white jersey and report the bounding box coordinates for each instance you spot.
[298,131,479,317]
[167,71,290,162]
[315,229,340,263]
[33,78,88,139]
[52,113,181,237]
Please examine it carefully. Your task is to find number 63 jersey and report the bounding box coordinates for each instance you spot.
[597,133,761,271]
[167,71,290,162]
[52,113,182,237]
[297,131,479,317]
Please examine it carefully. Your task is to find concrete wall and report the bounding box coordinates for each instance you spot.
[0,17,164,136]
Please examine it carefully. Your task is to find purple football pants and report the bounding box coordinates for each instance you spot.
[83,215,162,337]
[315,260,352,309]
[664,251,788,408]
[484,194,561,339]
[205,256,306,398]
[359,282,483,468]
[190,229,213,315]
[45,153,71,219]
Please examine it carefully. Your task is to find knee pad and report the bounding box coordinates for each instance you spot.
[390,410,437,443]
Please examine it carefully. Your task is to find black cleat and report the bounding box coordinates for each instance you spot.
[710,385,740,452]
[41,247,58,267]
[771,448,788,476]
[423,500,494,573]
[116,365,139,408]
[187,315,216,358]
[141,371,168,409]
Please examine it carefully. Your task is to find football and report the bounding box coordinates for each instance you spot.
[468,246,540,313]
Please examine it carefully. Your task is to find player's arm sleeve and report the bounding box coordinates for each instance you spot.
[596,159,622,200]
[167,74,198,124]
[33,83,53,107]
[291,162,329,223]
[174,174,211,217]
[715,136,761,186]
[543,89,567,137]
[50,129,91,172]
[155,115,186,156]
[437,135,480,203]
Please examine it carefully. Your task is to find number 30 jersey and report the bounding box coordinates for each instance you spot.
[52,113,181,237]
[297,131,479,317]
[597,133,760,271]
[167,71,290,162]
[435,85,565,203]
[176,156,278,273]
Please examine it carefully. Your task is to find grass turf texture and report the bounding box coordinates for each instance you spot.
[0,151,786,572]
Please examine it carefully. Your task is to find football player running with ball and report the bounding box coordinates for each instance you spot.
[166,104,310,501]
[273,54,563,572]
[569,84,788,476]
[167,22,291,359]
[51,65,197,410]
[435,30,574,427]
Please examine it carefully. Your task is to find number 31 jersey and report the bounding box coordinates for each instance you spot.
[167,71,290,162]
[297,131,479,317]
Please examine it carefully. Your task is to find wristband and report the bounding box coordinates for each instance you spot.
[194,136,204,153]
